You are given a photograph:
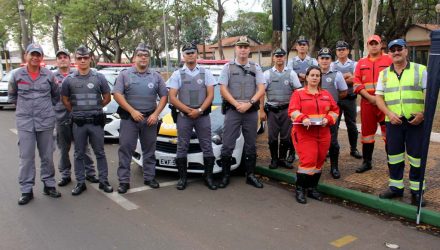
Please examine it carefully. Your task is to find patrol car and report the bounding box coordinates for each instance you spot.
[0,70,17,109]
[100,69,123,139]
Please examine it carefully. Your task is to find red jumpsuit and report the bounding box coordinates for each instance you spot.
[288,88,339,175]
[353,54,392,143]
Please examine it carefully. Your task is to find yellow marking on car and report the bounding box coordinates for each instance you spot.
[330,235,357,248]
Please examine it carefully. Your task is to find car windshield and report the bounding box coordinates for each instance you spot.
[99,71,118,89]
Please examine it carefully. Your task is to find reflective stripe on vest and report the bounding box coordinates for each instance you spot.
[178,68,206,108]
[321,71,339,102]
[228,62,256,101]
[125,72,158,112]
[382,63,425,121]
[267,69,294,104]
[69,75,103,112]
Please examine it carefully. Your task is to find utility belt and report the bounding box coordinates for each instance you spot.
[264,103,288,113]
[72,114,105,127]
[343,94,357,101]
[117,107,154,122]
[221,99,260,115]
[169,104,211,123]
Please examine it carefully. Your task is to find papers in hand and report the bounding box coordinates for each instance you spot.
[292,117,323,126]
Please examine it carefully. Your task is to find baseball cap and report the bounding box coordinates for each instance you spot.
[273,48,286,56]
[367,35,381,44]
[318,47,332,58]
[56,49,70,57]
[26,43,44,55]
[297,36,309,44]
[182,42,197,53]
[75,45,90,56]
[335,41,349,49]
[235,36,250,46]
[388,39,406,49]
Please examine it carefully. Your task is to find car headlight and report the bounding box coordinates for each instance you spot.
[112,113,120,119]
[212,134,222,145]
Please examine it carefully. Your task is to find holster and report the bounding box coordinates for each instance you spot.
[72,116,86,127]
[93,113,106,127]
[117,106,130,120]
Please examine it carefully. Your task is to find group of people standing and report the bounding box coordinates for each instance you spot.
[8,33,428,208]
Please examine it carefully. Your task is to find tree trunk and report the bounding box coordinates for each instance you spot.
[52,14,60,54]
[17,0,29,62]
[361,0,380,56]
[217,0,225,60]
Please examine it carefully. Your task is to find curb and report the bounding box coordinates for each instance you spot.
[256,166,440,227]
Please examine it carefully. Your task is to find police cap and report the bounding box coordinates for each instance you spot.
[273,48,286,56]
[75,45,90,56]
[135,43,150,55]
[182,42,198,54]
[318,47,332,58]
[335,41,349,49]
[235,36,250,46]
[297,36,309,44]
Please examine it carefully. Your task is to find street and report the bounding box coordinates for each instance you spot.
[0,109,438,250]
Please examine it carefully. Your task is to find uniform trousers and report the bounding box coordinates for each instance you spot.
[337,98,359,150]
[221,109,258,157]
[176,114,213,158]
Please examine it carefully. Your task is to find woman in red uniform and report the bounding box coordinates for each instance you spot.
[288,66,339,204]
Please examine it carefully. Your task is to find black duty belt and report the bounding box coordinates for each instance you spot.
[264,103,288,113]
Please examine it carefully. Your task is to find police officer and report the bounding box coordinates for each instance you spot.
[331,41,362,159]
[261,48,301,169]
[317,48,348,179]
[8,43,61,205]
[376,39,427,206]
[53,49,98,187]
[286,36,318,162]
[61,45,113,195]
[167,43,217,190]
[218,36,266,189]
[113,43,168,194]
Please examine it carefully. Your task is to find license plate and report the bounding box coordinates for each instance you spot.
[159,157,176,166]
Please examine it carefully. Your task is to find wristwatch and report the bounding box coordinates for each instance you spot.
[198,108,203,114]
[249,99,256,105]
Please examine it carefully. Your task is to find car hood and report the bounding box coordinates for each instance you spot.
[158,105,224,137]
[0,81,8,90]
[103,98,118,114]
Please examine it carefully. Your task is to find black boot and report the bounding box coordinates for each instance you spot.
[245,154,263,188]
[330,154,340,179]
[295,173,307,204]
[286,141,296,164]
[279,140,293,169]
[218,156,231,189]
[176,158,187,190]
[411,193,426,207]
[356,143,374,173]
[203,156,217,190]
[269,141,279,169]
[307,173,323,201]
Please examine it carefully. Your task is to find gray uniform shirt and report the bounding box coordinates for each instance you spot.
[321,70,348,102]
[112,67,168,111]
[287,55,318,75]
[61,70,110,117]
[8,67,58,132]
[54,69,75,123]
[167,64,216,89]
[263,66,302,106]
[218,59,265,86]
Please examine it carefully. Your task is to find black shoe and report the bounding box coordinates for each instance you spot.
[269,159,278,169]
[176,178,187,190]
[350,149,362,159]
[99,181,113,193]
[307,187,323,201]
[117,183,130,194]
[57,177,71,187]
[218,156,231,189]
[144,179,160,189]
[330,166,341,179]
[246,174,264,188]
[379,189,403,199]
[295,186,307,204]
[278,159,293,169]
[18,192,34,205]
[355,161,372,173]
[411,193,426,207]
[85,175,99,183]
[43,186,61,198]
[72,183,87,196]
[286,153,295,164]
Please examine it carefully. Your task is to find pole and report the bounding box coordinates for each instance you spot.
[416,30,440,224]
[281,0,287,52]
[163,3,171,74]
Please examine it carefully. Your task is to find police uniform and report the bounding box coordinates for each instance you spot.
[263,48,301,169]
[8,43,61,205]
[318,48,348,179]
[376,39,428,206]
[218,36,265,189]
[113,43,168,193]
[286,36,318,85]
[61,45,113,195]
[331,41,361,159]
[53,50,97,186]
[167,43,216,190]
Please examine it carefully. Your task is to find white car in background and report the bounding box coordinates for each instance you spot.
[0,70,17,109]
[99,69,124,139]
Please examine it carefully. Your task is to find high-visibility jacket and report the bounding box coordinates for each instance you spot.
[353,54,392,95]
[380,62,426,121]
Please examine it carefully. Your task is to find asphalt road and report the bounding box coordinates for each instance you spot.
[0,109,439,250]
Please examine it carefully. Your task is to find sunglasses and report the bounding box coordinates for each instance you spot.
[76,56,90,61]
[137,53,149,57]
[274,55,285,58]
[184,52,195,55]
[389,46,404,53]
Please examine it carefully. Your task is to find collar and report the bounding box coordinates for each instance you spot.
[390,60,410,71]
[294,55,311,62]
[182,64,200,72]
[271,66,288,73]
[234,59,250,67]
[131,66,151,74]
[304,86,322,95]
[334,58,353,65]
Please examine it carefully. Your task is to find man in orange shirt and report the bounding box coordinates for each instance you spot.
[353,35,392,173]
